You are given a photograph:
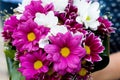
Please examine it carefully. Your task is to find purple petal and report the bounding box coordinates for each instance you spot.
[67,57,78,69]
[92,54,102,62]
[41,66,48,73]
[58,58,67,70]
[23,69,37,78]
[21,62,33,68]
[44,44,59,54]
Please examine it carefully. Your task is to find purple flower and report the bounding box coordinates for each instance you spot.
[18,49,49,79]
[56,2,85,33]
[2,16,20,41]
[12,19,50,52]
[45,32,86,74]
[97,17,115,35]
[21,1,54,21]
[84,32,105,63]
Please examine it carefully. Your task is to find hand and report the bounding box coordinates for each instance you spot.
[92,52,120,80]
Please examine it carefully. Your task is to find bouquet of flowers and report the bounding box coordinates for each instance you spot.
[2,0,115,80]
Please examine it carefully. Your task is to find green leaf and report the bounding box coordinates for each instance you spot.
[6,57,25,80]
[4,44,16,59]
[100,36,110,56]
[10,65,25,80]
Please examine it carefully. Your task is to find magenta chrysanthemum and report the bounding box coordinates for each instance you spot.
[21,1,54,21]
[12,19,50,52]
[97,17,115,35]
[18,50,49,79]
[45,32,86,74]
[2,16,20,41]
[84,32,105,63]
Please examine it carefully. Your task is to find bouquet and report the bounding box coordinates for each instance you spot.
[2,0,115,80]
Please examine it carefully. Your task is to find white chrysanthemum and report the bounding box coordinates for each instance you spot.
[74,0,100,30]
[41,0,69,12]
[15,0,32,13]
[34,11,58,28]
[39,25,68,48]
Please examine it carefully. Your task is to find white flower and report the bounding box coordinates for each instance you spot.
[15,0,32,13]
[34,11,58,28]
[74,0,100,30]
[41,0,69,12]
[50,25,68,35]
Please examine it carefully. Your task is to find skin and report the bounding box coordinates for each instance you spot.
[92,52,120,80]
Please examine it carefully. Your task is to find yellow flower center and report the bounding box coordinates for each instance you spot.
[86,16,91,21]
[60,47,70,57]
[85,45,91,55]
[27,32,36,41]
[34,60,43,70]
[79,68,87,76]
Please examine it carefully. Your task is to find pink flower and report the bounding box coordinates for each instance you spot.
[84,32,105,63]
[21,1,54,21]
[97,17,115,35]
[2,16,20,41]
[45,32,86,74]
[12,19,50,52]
[18,49,49,79]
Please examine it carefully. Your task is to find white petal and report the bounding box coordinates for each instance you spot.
[54,0,69,12]
[50,25,68,35]
[34,13,46,25]
[41,0,68,12]
[88,2,100,21]
[15,14,22,20]
[34,11,58,28]
[76,16,83,24]
[89,21,100,30]
[39,38,49,48]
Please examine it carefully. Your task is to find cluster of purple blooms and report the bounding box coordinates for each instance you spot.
[2,0,114,80]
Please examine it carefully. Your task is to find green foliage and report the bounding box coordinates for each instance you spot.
[4,44,25,80]
[6,57,25,80]
[4,44,16,59]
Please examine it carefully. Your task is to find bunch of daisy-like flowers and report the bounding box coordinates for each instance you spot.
[2,0,115,80]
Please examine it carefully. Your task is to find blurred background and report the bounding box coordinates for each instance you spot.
[0,0,21,80]
[0,0,120,80]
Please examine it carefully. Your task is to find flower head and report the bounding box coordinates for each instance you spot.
[45,32,86,74]
[97,17,115,35]
[21,1,53,20]
[12,19,50,52]
[2,16,20,41]
[84,32,104,63]
[18,50,49,79]
[74,0,100,30]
